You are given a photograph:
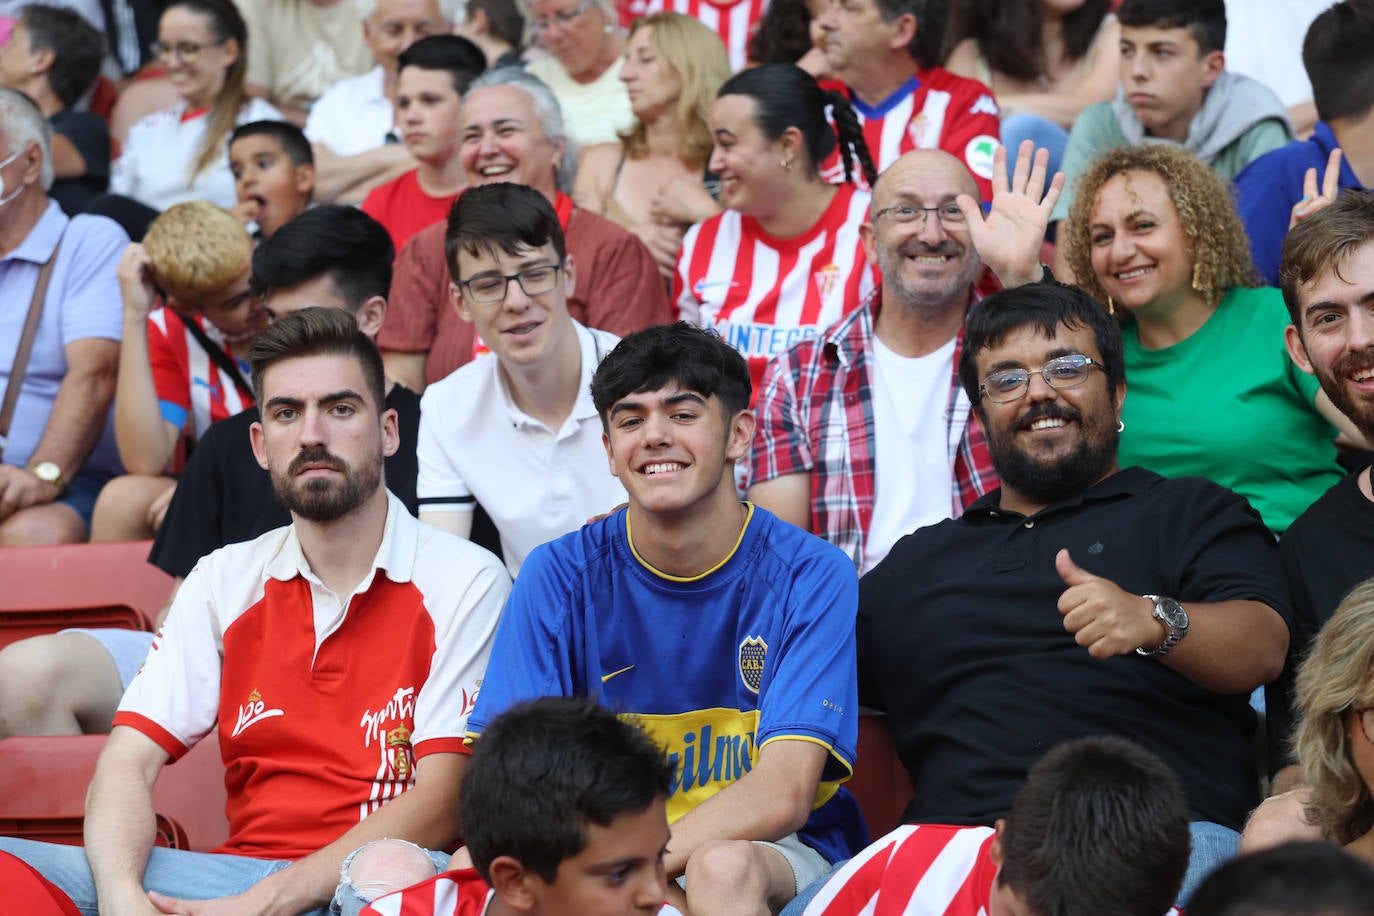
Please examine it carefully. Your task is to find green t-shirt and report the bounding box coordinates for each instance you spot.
[1117,286,1341,533]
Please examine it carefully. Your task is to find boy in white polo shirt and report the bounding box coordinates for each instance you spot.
[416,182,627,575]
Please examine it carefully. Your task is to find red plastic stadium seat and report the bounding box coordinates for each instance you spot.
[0,541,173,651]
[0,732,229,852]
[849,713,913,842]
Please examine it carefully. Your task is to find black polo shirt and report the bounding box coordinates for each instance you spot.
[858,466,1290,830]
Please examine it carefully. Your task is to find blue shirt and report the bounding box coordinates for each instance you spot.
[1235,122,1366,285]
[0,200,127,473]
[467,504,865,863]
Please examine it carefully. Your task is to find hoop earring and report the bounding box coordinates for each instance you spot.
[1106,296,1116,318]
[780,157,793,171]
[1116,419,1125,433]
[1192,262,1210,293]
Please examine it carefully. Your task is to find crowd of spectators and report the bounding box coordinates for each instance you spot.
[3,0,1374,913]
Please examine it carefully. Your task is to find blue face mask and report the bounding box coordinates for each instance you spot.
[0,147,28,206]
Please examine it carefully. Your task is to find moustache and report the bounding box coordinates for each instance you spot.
[288,446,346,476]
[1014,403,1081,431]
[1331,347,1374,382]
[899,240,964,259]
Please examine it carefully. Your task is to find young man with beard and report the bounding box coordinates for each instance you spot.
[749,140,1057,572]
[0,308,510,915]
[1251,190,1374,800]
[856,281,1289,904]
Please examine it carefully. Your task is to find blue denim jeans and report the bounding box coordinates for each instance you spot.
[777,820,1240,914]
[0,836,313,916]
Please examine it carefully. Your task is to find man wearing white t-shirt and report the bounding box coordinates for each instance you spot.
[750,141,1060,571]
[306,0,461,204]
[416,181,627,576]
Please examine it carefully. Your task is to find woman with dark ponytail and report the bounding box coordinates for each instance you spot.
[673,63,878,398]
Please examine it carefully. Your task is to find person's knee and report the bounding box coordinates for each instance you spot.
[1241,789,1320,854]
[0,503,87,546]
[335,838,441,915]
[686,839,769,898]
[0,633,122,737]
[90,475,168,542]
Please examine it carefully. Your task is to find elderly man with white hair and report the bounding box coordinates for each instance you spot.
[307,0,465,203]
[0,88,127,546]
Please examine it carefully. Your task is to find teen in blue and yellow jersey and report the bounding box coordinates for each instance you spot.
[462,319,864,916]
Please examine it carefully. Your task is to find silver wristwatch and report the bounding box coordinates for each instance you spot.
[1136,594,1189,657]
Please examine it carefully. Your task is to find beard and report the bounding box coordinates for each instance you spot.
[271,445,383,522]
[985,402,1119,507]
[1314,347,1374,440]
[876,237,981,309]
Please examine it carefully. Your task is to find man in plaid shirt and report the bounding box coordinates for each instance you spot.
[749,141,1062,572]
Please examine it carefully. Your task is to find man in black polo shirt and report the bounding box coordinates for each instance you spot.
[858,282,1290,904]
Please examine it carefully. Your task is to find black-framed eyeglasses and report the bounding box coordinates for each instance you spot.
[872,202,966,228]
[978,354,1106,403]
[149,37,230,62]
[457,262,564,304]
[531,0,596,35]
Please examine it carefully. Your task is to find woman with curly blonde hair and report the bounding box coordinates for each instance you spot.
[1058,143,1355,533]
[1296,577,1374,861]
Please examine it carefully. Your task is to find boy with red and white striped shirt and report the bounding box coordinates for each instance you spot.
[801,737,1189,916]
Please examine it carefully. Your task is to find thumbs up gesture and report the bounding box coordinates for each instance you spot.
[1055,548,1165,658]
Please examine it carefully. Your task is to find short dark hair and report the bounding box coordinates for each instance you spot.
[229,119,314,167]
[444,182,566,282]
[1303,0,1374,123]
[958,281,1125,411]
[871,0,944,68]
[1117,0,1226,54]
[19,4,104,108]
[461,697,674,885]
[247,306,386,409]
[1279,190,1374,328]
[591,323,752,429]
[464,0,524,50]
[716,63,876,187]
[250,205,393,309]
[1187,842,1374,916]
[998,736,1191,916]
[397,34,487,95]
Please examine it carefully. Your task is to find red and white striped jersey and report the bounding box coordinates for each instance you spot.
[821,69,1001,201]
[618,0,766,71]
[361,869,493,916]
[803,823,1184,916]
[673,183,876,398]
[148,306,252,445]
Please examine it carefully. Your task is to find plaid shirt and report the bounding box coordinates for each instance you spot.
[748,291,997,568]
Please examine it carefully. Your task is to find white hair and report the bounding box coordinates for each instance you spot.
[0,89,53,191]
[465,67,578,193]
[355,0,462,26]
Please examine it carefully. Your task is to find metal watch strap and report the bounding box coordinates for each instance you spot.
[1136,594,1186,658]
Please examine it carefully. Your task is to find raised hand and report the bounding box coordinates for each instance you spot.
[956,139,1065,289]
[1289,147,1343,229]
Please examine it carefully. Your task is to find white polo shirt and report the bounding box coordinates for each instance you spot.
[305,66,397,157]
[416,320,627,576]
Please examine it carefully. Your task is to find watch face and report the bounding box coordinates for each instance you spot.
[1157,597,1189,629]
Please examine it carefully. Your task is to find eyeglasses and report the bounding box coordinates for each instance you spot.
[149,37,229,62]
[1354,707,1374,744]
[872,202,967,228]
[978,354,1106,404]
[531,0,596,35]
[458,262,563,304]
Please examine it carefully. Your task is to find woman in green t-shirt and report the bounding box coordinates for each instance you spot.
[1058,143,1362,532]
